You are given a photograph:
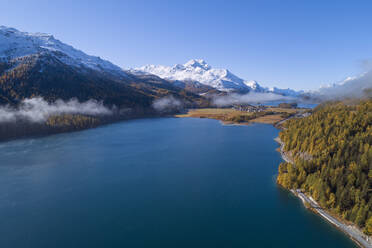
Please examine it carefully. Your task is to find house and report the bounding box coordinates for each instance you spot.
[232,104,267,113]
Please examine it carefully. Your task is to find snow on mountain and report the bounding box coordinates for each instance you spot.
[267,87,304,97]
[313,71,372,99]
[133,59,302,96]
[244,80,265,92]
[134,59,251,92]
[0,26,125,76]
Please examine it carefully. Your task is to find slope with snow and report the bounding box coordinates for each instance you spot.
[0,26,125,77]
[133,59,302,96]
[133,59,251,92]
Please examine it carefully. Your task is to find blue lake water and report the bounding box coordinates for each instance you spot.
[0,118,356,247]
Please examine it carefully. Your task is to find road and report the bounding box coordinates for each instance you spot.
[276,117,371,248]
[274,137,294,164]
[296,190,372,248]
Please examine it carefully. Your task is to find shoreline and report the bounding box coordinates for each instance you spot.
[274,137,293,164]
[175,107,303,125]
[275,137,372,248]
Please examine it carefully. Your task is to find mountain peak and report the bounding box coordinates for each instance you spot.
[184,59,211,70]
[244,80,259,88]
[135,60,249,91]
[0,26,125,77]
[134,60,302,96]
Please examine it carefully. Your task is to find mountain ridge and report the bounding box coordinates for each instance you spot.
[0,26,209,110]
[132,59,303,96]
[0,26,127,78]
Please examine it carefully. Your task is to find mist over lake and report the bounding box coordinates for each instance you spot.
[0,118,356,248]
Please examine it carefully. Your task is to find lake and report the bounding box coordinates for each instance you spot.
[0,118,357,247]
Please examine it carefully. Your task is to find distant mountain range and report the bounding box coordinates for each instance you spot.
[0,25,369,114]
[131,59,303,96]
[133,59,372,100]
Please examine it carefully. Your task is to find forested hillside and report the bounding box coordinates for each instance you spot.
[0,54,210,141]
[277,100,372,234]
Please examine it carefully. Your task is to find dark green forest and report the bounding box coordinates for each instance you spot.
[277,100,372,234]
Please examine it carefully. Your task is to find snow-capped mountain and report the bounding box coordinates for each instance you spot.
[133,59,252,92]
[0,26,303,103]
[0,26,125,77]
[311,71,372,99]
[244,80,266,92]
[133,59,302,96]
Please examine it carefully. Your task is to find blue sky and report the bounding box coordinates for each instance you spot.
[1,0,372,90]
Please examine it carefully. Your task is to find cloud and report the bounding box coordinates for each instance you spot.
[315,70,372,100]
[152,96,182,112]
[212,92,294,106]
[0,97,112,123]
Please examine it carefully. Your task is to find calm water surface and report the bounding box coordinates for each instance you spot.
[0,118,356,247]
